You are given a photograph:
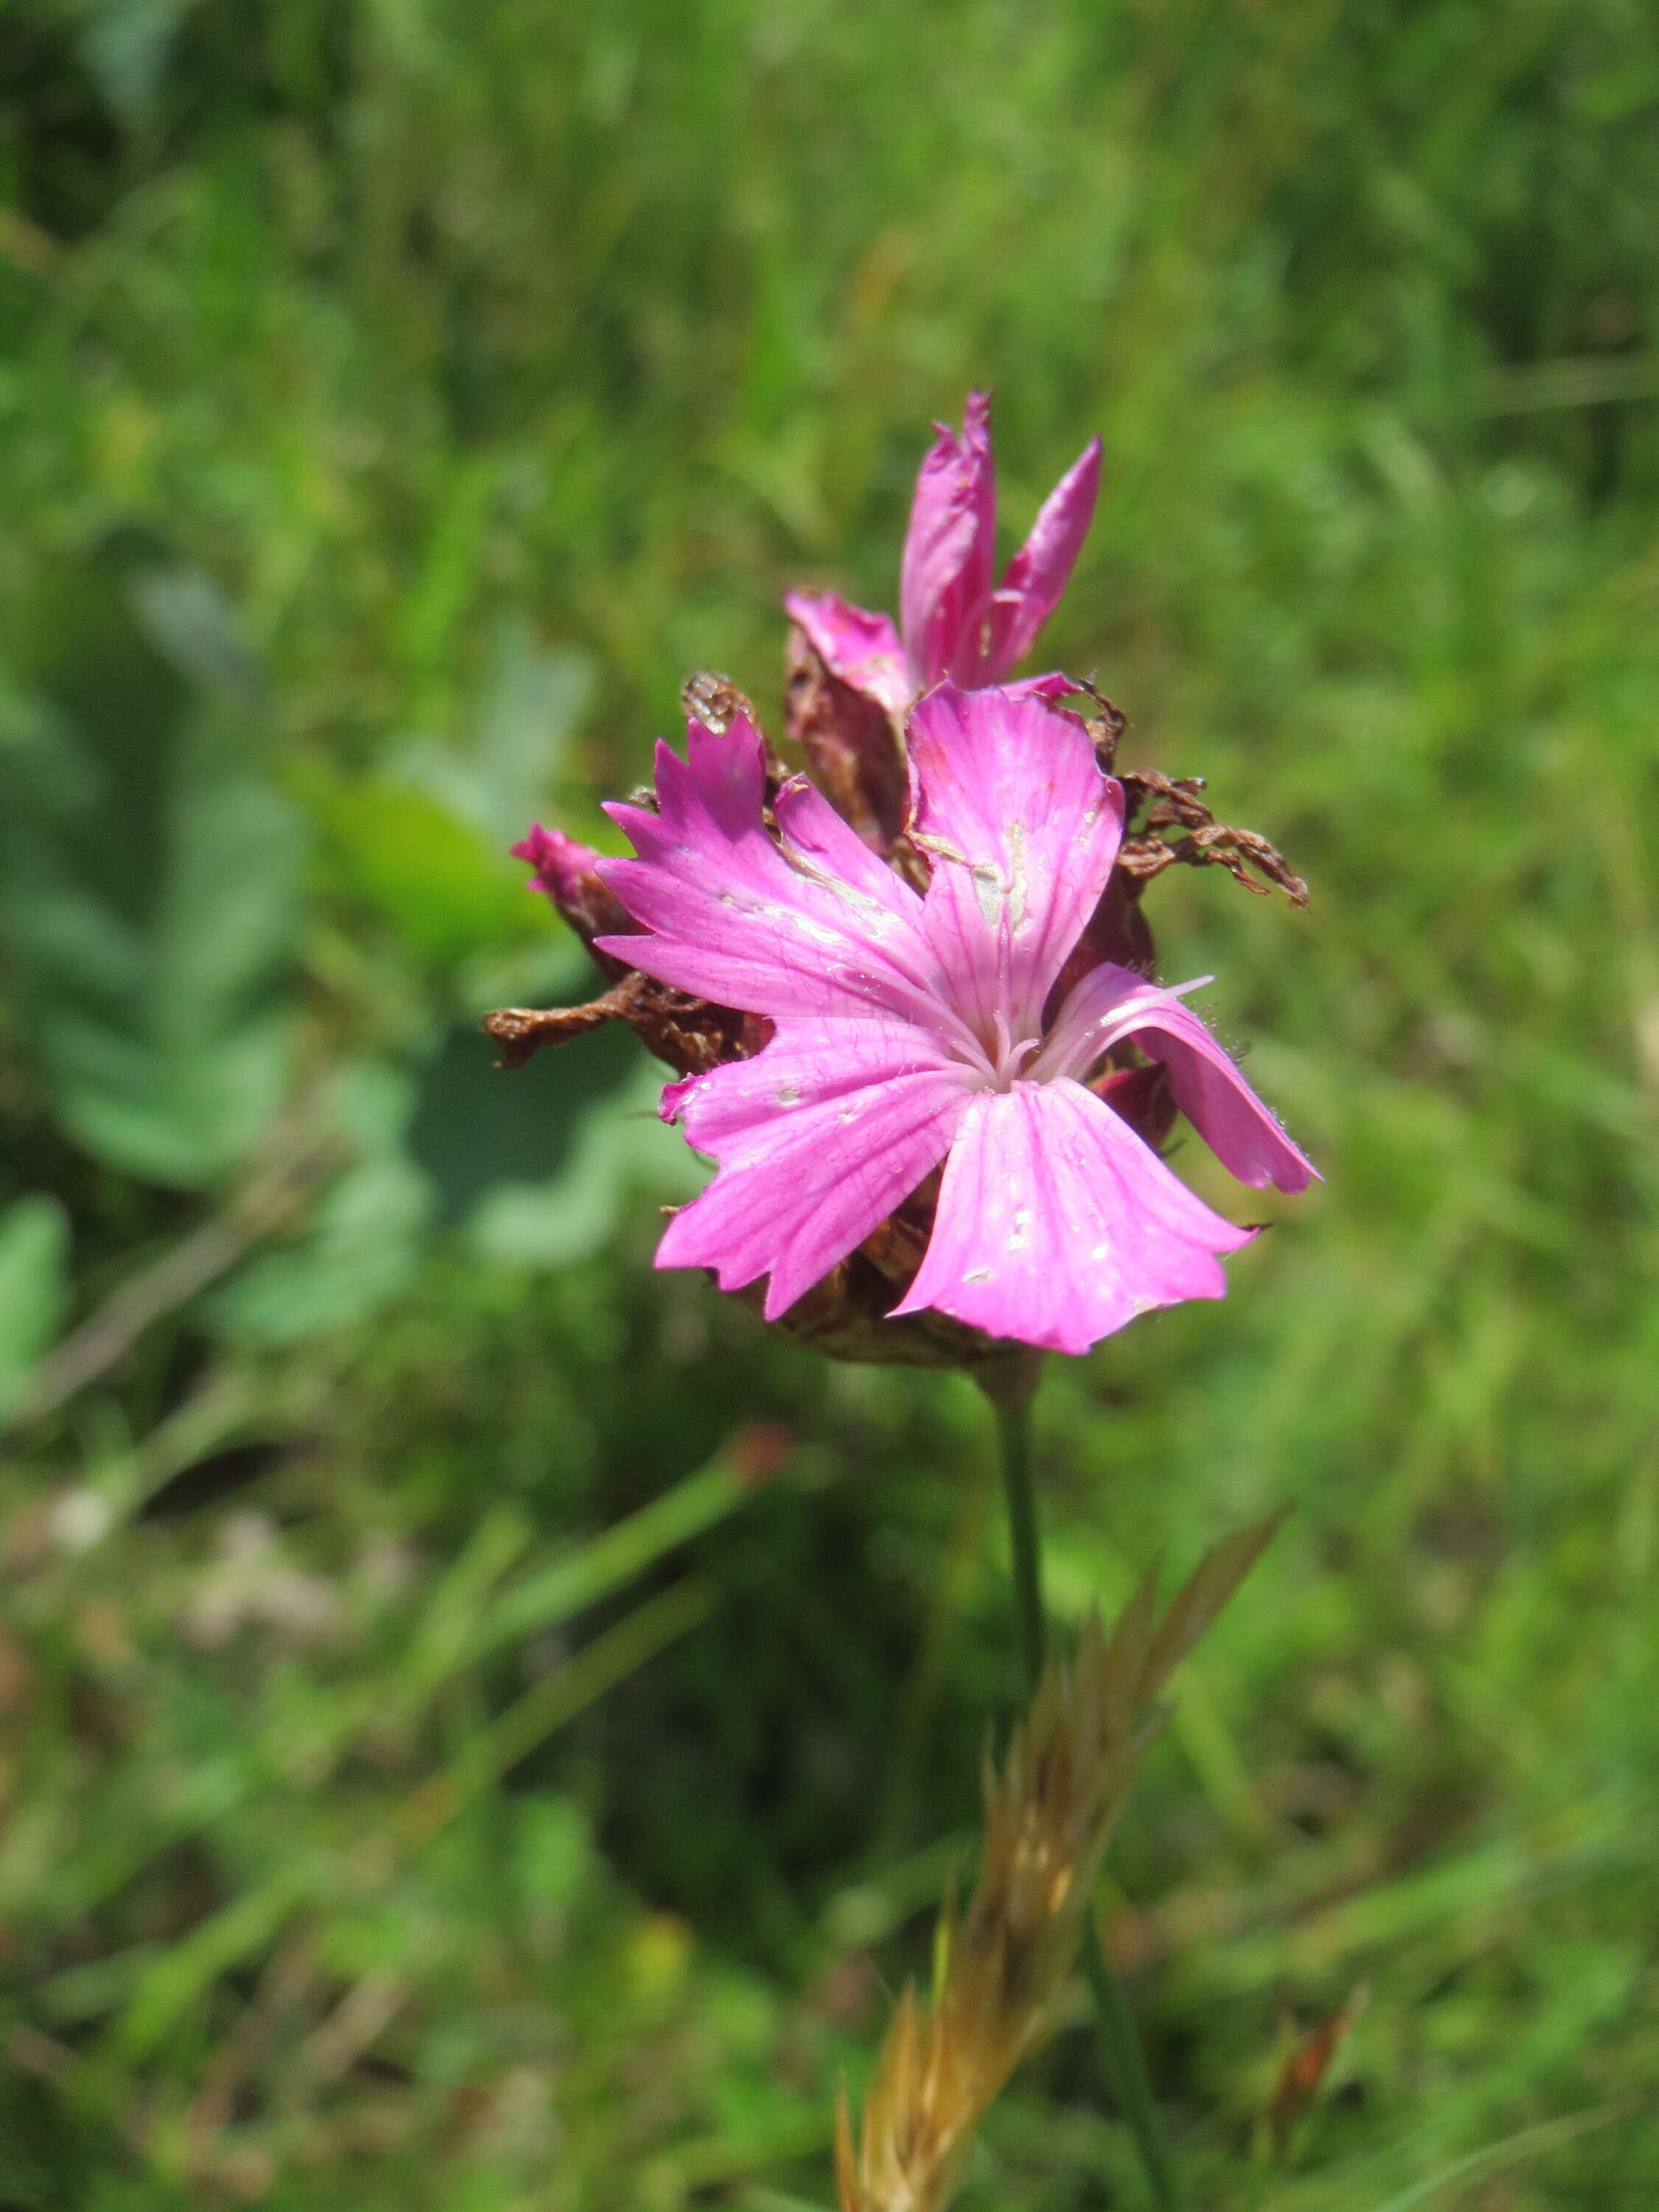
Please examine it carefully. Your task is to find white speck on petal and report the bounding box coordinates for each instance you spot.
[971,862,1004,931]
[964,1265,994,1284]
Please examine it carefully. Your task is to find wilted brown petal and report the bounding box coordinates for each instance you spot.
[784,625,911,856]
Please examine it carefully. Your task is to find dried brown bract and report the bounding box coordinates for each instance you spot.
[836,1517,1284,2212]
[680,667,759,736]
[482,974,770,1078]
[784,625,911,858]
[1119,768,1309,906]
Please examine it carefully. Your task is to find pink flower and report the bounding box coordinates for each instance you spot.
[596,685,1313,1357]
[785,392,1102,720]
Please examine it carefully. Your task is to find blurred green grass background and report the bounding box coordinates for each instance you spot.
[2,2,1658,2205]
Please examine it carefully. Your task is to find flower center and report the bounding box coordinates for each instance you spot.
[964,1009,1043,1092]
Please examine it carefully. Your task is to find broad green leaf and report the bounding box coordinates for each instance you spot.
[466,1063,706,1270]
[0,548,302,1189]
[305,622,597,961]
[300,768,532,961]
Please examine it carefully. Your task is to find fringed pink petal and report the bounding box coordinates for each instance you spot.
[906,684,1124,1045]
[1037,961,1316,1193]
[900,392,998,690]
[890,1078,1253,1354]
[658,1026,975,1318]
[597,716,960,1034]
[669,1016,965,1155]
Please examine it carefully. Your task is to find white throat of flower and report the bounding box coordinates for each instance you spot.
[950,973,1214,1093]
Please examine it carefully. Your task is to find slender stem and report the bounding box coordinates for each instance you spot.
[981,1375,1184,2212]
[1082,1922,1182,2212]
[991,1388,1046,1691]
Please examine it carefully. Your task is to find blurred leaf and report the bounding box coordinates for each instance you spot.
[128,563,263,703]
[469,1446,764,1664]
[206,1062,434,1345]
[408,1014,639,1228]
[0,547,302,1189]
[300,767,533,962]
[304,622,594,962]
[78,0,198,118]
[464,1057,708,1270]
[1366,2106,1627,2212]
[515,1794,595,1915]
[395,617,597,849]
[0,1194,71,1423]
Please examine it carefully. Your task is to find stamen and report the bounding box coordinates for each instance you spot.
[985,1009,1042,1089]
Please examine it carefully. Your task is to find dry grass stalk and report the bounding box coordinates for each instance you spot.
[835,1517,1283,2212]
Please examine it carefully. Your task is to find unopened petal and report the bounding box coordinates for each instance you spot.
[900,392,997,689]
[512,820,633,964]
[999,670,1084,703]
[891,1078,1252,1354]
[511,821,599,905]
[981,436,1102,678]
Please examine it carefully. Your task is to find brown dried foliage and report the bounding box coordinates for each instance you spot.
[1117,769,1309,906]
[482,975,770,1078]
[1065,685,1307,908]
[1267,1984,1368,2158]
[836,1516,1284,2212]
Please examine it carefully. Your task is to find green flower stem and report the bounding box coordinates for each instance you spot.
[1082,1920,1181,2212]
[990,1385,1046,1691]
[980,1370,1184,2212]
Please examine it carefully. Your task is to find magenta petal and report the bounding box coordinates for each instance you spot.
[1000,671,1084,703]
[907,684,1124,1043]
[658,1023,975,1318]
[770,772,918,909]
[981,435,1102,678]
[900,392,998,690]
[596,716,961,1034]
[891,1078,1253,1354]
[1136,1002,1316,1193]
[784,591,910,718]
[675,1016,963,1155]
[511,821,599,904]
[1040,961,1315,1193]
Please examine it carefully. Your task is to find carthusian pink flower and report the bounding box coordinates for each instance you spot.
[785,392,1102,720]
[594,684,1312,1357]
